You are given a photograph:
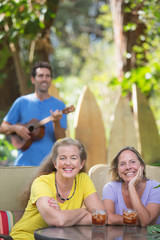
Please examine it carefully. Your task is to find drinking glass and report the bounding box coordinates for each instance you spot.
[123,209,137,226]
[92,209,106,226]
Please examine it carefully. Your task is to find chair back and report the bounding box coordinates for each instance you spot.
[0,166,37,211]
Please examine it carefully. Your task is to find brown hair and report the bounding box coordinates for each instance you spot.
[19,137,87,208]
[110,146,146,182]
[31,61,53,77]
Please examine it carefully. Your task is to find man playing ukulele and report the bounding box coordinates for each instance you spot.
[0,61,67,166]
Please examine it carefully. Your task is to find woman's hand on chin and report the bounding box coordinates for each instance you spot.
[129,166,144,187]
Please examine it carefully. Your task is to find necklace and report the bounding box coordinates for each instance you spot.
[55,173,77,201]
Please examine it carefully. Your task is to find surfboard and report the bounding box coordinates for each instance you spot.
[107,94,137,163]
[74,86,107,171]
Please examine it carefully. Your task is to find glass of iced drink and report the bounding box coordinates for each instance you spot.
[92,209,106,226]
[123,209,137,226]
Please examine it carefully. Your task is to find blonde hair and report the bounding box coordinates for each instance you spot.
[19,137,87,207]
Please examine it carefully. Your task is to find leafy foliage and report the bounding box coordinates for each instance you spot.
[110,63,160,98]
[0,0,55,41]
[109,0,160,98]
[0,134,17,165]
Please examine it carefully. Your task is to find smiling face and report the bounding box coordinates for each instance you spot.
[54,145,85,180]
[31,67,52,93]
[117,150,142,183]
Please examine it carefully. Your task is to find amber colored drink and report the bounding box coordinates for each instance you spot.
[123,209,137,225]
[92,210,106,226]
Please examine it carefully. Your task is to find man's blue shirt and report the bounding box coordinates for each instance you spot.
[4,93,67,166]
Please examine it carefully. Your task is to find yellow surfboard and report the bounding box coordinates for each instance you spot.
[107,95,137,163]
[74,86,107,171]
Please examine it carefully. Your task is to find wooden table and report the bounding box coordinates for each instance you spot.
[34,225,160,240]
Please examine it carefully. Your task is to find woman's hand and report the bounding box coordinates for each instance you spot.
[48,197,60,211]
[129,166,144,187]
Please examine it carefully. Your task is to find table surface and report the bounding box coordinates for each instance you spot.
[34,225,160,240]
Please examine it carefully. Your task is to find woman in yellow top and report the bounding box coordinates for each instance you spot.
[9,137,104,240]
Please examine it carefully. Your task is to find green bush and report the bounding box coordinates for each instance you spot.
[0,134,17,166]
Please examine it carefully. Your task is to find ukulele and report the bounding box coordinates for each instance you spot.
[10,105,75,151]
